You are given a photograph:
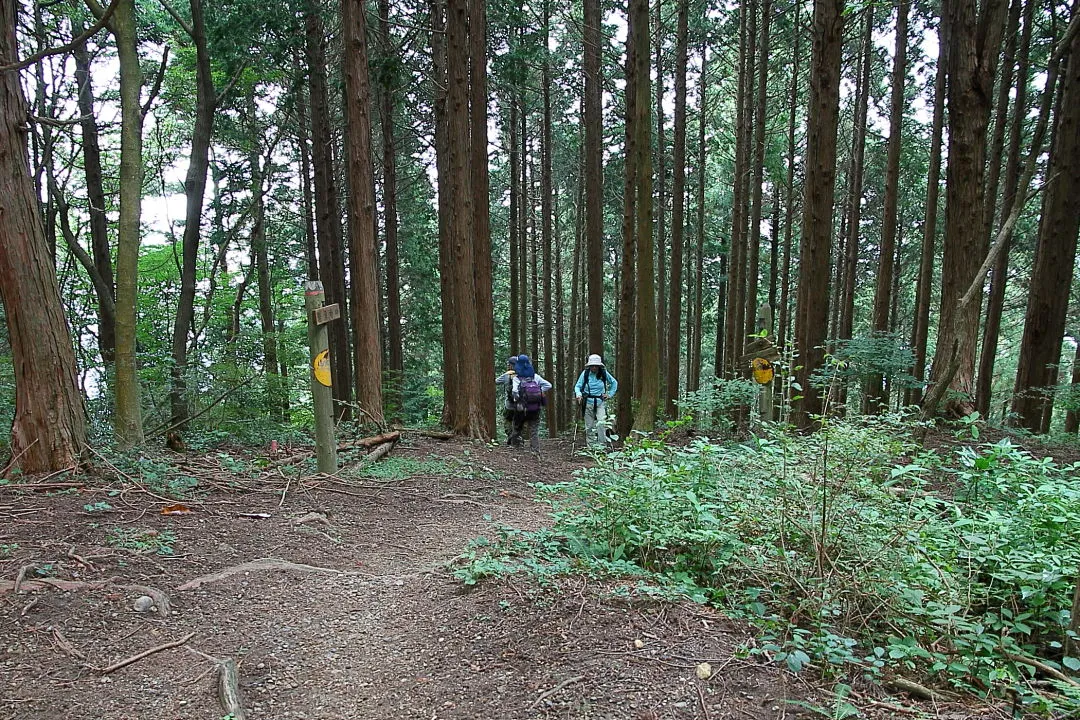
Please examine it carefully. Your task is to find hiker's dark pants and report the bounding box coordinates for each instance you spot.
[510,410,541,451]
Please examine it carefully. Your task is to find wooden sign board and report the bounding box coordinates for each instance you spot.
[311,303,341,325]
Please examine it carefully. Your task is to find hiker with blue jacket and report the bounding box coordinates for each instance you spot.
[574,354,618,446]
[507,354,551,453]
[495,356,519,444]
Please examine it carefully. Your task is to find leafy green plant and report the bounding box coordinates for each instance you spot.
[106,528,177,555]
[457,416,1080,713]
[83,501,113,513]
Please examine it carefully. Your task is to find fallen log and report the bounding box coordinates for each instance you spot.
[363,441,395,464]
[261,431,402,470]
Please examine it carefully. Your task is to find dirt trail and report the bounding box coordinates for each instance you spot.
[0,436,992,719]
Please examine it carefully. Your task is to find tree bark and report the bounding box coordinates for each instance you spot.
[73,30,114,365]
[631,0,659,432]
[744,0,771,347]
[655,0,668,393]
[432,0,456,427]
[1066,342,1080,434]
[443,0,485,437]
[0,0,88,472]
[111,0,146,447]
[342,0,384,425]
[584,0,604,357]
[868,0,909,413]
[778,0,800,355]
[509,97,520,352]
[1011,21,1080,433]
[908,21,947,407]
[306,3,352,418]
[666,0,689,417]
[724,0,752,377]
[792,0,844,429]
[249,137,283,421]
[617,5,638,442]
[169,0,216,428]
[542,0,556,435]
[976,0,1032,419]
[927,0,1008,417]
[838,6,872,349]
[469,0,495,436]
[378,0,403,409]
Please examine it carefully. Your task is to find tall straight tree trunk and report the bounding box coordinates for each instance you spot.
[655,0,668,391]
[509,98,520,352]
[441,0,484,436]
[306,4,352,418]
[73,31,114,365]
[169,0,216,427]
[744,0,771,344]
[977,0,1033,418]
[778,0,800,354]
[838,6,872,347]
[632,0,659,431]
[530,150,540,363]
[584,0,604,356]
[343,0,385,424]
[617,5,638,442]
[570,177,584,378]
[697,40,712,386]
[792,0,844,429]
[296,65,319,281]
[555,189,567,431]
[908,23,947,406]
[432,0,457,428]
[250,139,283,421]
[111,0,146,447]
[928,0,1008,416]
[868,0,909,413]
[0,0,87,471]
[520,102,530,355]
[666,0,689,417]
[724,0,753,377]
[542,0,556,435]
[469,0,495,436]
[378,0,403,406]
[507,98,520,351]
[1012,21,1080,432]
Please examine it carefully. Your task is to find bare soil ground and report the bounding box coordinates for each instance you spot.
[1,435,1005,719]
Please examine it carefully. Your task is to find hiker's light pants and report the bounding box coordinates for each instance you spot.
[584,399,609,445]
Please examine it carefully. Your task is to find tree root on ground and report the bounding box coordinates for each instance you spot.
[176,557,348,592]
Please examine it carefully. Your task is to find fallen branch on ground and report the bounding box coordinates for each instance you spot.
[176,557,347,591]
[262,431,402,470]
[100,631,196,675]
[1003,651,1080,688]
[51,627,87,661]
[885,676,958,702]
[529,675,585,708]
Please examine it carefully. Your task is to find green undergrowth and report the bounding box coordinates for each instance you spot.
[454,414,1080,715]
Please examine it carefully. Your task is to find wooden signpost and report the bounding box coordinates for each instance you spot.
[305,281,338,474]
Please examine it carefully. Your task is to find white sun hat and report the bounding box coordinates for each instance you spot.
[586,354,604,367]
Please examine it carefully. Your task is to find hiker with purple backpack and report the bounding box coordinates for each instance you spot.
[506,354,551,453]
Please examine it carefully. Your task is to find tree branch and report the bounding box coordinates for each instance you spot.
[0,0,121,73]
[141,46,170,117]
[157,0,194,38]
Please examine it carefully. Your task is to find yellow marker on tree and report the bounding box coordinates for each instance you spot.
[752,357,774,385]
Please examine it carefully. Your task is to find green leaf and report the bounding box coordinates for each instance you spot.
[1063,657,1080,672]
